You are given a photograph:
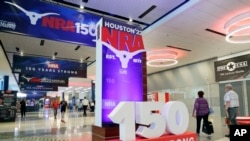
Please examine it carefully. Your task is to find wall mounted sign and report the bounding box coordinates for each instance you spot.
[214,54,250,82]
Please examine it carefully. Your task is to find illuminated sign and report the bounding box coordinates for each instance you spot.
[95,17,145,127]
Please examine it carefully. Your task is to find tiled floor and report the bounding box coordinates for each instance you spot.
[0,109,229,141]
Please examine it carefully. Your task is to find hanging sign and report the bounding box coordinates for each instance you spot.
[0,0,101,46]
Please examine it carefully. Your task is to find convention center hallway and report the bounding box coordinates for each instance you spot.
[0,109,229,141]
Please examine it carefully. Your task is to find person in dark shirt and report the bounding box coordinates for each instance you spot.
[192,91,211,138]
[20,99,26,118]
[60,100,67,123]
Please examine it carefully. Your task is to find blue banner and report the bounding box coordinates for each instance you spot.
[0,0,101,46]
[12,55,87,78]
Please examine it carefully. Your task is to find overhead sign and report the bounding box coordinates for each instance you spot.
[0,0,101,46]
[18,74,68,87]
[21,90,47,99]
[20,84,58,92]
[214,54,250,82]
[95,17,145,127]
[12,55,87,78]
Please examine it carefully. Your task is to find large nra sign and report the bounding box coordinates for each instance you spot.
[214,54,250,82]
[95,17,145,127]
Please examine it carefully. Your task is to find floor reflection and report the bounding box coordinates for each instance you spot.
[0,109,229,141]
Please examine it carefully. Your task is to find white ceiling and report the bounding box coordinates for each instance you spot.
[1,0,250,93]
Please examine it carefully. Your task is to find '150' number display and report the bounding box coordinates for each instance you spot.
[108,101,189,141]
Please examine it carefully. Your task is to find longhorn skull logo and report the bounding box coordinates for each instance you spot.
[94,40,145,69]
[4,1,60,25]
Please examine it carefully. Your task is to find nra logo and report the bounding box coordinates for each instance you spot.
[42,16,96,36]
[47,63,59,69]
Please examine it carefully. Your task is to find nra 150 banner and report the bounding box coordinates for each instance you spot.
[214,54,250,82]
[12,55,87,78]
[95,17,145,126]
[0,0,101,46]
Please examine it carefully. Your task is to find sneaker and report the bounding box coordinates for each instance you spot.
[207,135,211,140]
[225,134,230,137]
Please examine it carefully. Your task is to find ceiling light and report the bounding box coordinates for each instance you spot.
[20,51,24,56]
[224,11,250,43]
[80,58,83,63]
[80,5,84,9]
[52,55,55,60]
[129,18,133,22]
[147,49,178,67]
[147,59,178,67]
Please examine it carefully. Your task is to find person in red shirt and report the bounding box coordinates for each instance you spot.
[52,99,59,119]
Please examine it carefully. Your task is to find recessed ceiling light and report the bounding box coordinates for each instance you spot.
[20,51,24,56]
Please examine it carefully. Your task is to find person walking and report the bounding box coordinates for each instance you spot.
[60,100,67,123]
[224,84,239,137]
[0,98,3,106]
[192,91,211,139]
[78,100,83,112]
[52,99,59,119]
[20,99,26,118]
[82,97,89,116]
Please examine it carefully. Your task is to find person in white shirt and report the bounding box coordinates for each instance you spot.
[82,97,89,116]
[224,84,239,137]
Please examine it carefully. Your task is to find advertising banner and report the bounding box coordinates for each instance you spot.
[18,74,68,87]
[12,55,87,78]
[214,54,250,82]
[21,90,47,99]
[0,90,17,122]
[95,18,145,126]
[19,84,58,92]
[0,0,101,47]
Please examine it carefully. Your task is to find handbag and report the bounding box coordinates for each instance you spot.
[209,107,214,114]
[225,117,230,125]
[202,121,214,134]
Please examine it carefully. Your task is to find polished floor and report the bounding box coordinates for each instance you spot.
[0,109,229,141]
